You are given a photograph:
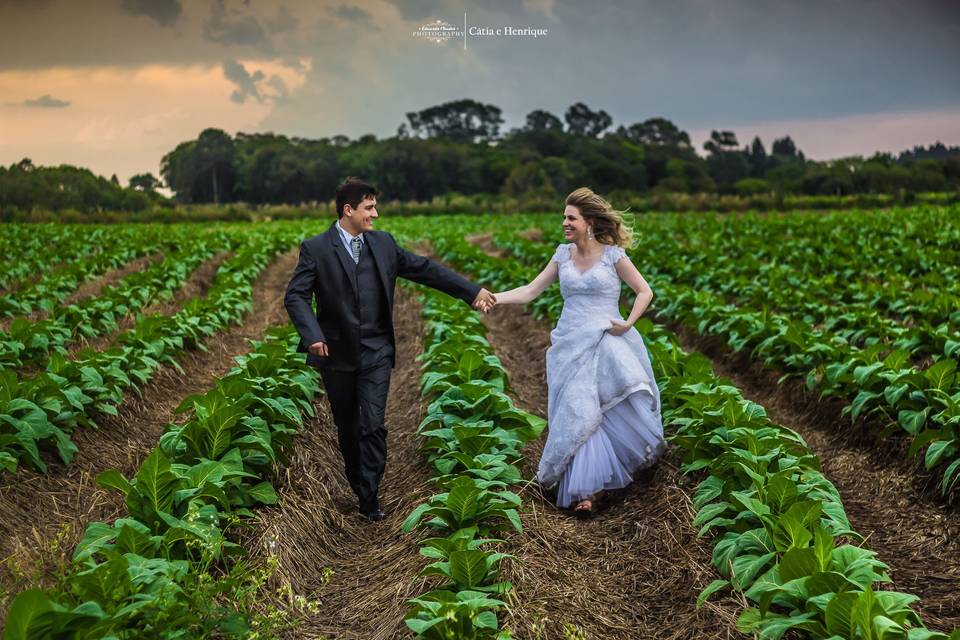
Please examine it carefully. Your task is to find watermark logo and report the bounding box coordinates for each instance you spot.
[412,13,549,49]
[412,19,465,44]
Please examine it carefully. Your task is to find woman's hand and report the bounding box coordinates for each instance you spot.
[608,319,631,336]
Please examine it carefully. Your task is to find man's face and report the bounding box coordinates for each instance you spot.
[343,195,378,234]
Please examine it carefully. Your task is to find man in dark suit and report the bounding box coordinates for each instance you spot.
[284,177,495,522]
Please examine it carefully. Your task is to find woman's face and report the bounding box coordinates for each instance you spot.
[562,205,590,242]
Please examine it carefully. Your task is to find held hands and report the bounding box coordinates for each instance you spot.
[608,319,631,336]
[308,341,329,357]
[472,288,497,314]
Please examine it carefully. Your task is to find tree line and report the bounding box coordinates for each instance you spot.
[3,99,959,214]
[0,159,164,215]
[156,99,960,203]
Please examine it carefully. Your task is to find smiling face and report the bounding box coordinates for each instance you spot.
[562,205,591,242]
[342,195,378,235]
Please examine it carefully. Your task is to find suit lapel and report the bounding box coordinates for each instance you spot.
[364,232,392,299]
[326,222,357,295]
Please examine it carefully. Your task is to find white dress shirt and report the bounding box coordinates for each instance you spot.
[336,219,364,261]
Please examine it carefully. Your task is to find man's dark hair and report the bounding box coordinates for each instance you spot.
[336,177,378,218]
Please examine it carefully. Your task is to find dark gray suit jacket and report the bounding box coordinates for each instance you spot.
[284,220,481,371]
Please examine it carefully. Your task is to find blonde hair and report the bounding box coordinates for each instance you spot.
[564,187,634,248]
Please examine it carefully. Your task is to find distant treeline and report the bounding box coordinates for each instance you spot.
[5,192,958,225]
[0,159,165,215]
[158,101,960,205]
[3,98,960,216]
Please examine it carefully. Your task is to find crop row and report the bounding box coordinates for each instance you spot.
[0,230,238,370]
[397,220,956,639]
[488,227,960,497]
[400,286,546,639]
[0,226,183,318]
[0,228,300,474]
[0,225,156,293]
[493,207,960,362]
[632,211,960,362]
[635,206,959,327]
[3,326,321,638]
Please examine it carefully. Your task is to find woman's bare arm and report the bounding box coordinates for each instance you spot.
[608,255,654,335]
[493,261,559,305]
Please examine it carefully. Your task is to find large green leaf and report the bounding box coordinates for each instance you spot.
[130,448,179,526]
[445,479,481,527]
[3,588,54,640]
[449,549,489,589]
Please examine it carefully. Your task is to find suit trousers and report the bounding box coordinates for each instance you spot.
[318,342,394,512]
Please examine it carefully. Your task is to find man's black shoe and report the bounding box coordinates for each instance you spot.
[359,497,384,522]
[361,508,386,522]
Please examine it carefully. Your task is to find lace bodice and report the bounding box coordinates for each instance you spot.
[552,242,627,306]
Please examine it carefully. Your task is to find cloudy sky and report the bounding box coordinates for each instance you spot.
[1,0,958,184]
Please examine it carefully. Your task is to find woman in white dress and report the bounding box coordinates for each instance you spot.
[491,187,667,517]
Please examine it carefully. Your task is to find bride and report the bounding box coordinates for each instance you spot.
[491,187,667,517]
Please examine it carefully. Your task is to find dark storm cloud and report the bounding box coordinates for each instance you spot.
[389,0,449,21]
[265,5,298,33]
[1,0,958,148]
[203,0,270,47]
[23,94,71,108]
[454,0,960,128]
[120,0,182,27]
[223,59,264,103]
[333,4,372,23]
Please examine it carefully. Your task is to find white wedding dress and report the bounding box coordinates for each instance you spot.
[537,242,667,508]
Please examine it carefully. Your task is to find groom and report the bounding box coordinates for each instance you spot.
[284,177,496,522]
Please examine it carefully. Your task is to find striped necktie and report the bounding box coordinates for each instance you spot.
[351,235,362,264]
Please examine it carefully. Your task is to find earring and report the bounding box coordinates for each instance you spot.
[587,226,594,240]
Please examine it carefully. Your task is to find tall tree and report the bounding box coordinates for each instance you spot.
[747,136,768,177]
[160,128,236,203]
[194,128,236,204]
[564,102,612,137]
[616,117,691,148]
[405,99,504,143]
[703,130,740,155]
[771,135,804,160]
[161,140,199,202]
[524,109,564,132]
[129,172,161,192]
[703,130,750,191]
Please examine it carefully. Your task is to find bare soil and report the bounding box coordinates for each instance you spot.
[0,248,299,619]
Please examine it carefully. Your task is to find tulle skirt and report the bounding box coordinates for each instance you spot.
[555,388,667,509]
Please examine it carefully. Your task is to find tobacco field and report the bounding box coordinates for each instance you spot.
[1,205,959,639]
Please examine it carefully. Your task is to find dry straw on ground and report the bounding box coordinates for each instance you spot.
[0,249,298,620]
[242,288,432,640]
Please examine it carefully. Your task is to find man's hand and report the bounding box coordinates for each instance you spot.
[308,341,329,357]
[472,288,496,314]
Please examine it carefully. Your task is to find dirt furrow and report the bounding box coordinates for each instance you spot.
[242,287,432,640]
[478,304,742,640]
[0,253,164,332]
[0,247,299,618]
[67,250,233,357]
[63,253,165,305]
[668,324,960,632]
